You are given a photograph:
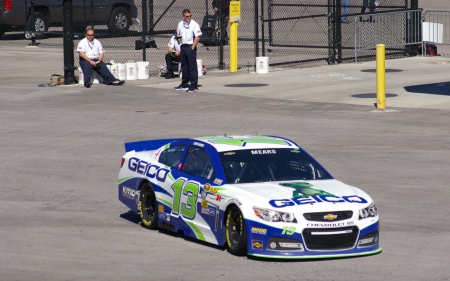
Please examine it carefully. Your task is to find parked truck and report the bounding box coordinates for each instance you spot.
[0,0,138,37]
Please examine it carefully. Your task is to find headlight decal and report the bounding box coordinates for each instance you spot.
[253,207,297,223]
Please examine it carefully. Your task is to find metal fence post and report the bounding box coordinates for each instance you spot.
[254,0,259,59]
[142,0,148,61]
[63,0,75,84]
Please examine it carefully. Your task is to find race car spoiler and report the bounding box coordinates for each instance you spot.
[124,138,178,153]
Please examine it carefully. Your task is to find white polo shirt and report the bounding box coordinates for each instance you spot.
[77,37,105,60]
[176,19,202,44]
[168,36,182,51]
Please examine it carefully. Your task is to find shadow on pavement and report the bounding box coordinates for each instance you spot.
[405,82,450,96]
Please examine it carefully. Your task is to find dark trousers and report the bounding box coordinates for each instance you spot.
[180,45,198,88]
[217,11,229,40]
[361,0,375,14]
[165,53,181,71]
[79,59,116,85]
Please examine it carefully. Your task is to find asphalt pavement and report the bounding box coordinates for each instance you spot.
[1,45,450,281]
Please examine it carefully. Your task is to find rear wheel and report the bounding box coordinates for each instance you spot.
[27,12,49,39]
[138,182,158,229]
[108,7,131,33]
[225,205,247,255]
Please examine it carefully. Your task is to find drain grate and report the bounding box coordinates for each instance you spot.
[225,83,268,87]
[352,93,398,98]
[360,69,403,73]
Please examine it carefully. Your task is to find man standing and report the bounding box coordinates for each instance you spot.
[212,0,230,43]
[77,27,124,88]
[164,31,182,79]
[174,9,202,93]
[360,0,376,22]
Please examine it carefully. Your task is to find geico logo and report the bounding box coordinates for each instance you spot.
[128,157,169,182]
[269,195,368,208]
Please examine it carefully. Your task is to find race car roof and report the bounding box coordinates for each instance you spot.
[194,135,299,152]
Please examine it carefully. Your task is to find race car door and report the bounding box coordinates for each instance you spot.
[168,142,224,244]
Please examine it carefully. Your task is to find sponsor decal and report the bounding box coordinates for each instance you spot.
[201,200,209,208]
[251,149,276,155]
[251,227,267,235]
[269,195,368,208]
[306,221,355,227]
[122,186,137,200]
[223,152,235,156]
[323,214,338,220]
[203,183,211,192]
[207,193,222,202]
[280,182,334,198]
[193,142,204,147]
[213,178,223,185]
[128,157,169,182]
[154,149,162,159]
[158,204,164,212]
[252,240,263,250]
[209,187,219,194]
[201,206,216,216]
[235,198,242,206]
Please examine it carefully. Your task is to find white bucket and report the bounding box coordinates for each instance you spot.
[91,71,103,84]
[110,64,118,79]
[117,63,126,80]
[78,67,84,84]
[125,62,137,80]
[256,56,269,74]
[197,59,203,77]
[137,61,150,79]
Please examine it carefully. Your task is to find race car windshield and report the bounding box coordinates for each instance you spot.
[219,148,332,184]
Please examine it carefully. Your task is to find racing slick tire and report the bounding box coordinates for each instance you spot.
[138,182,158,229]
[225,205,247,256]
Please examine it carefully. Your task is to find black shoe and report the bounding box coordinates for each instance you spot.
[186,87,198,93]
[112,79,125,85]
[165,72,175,79]
[84,81,91,88]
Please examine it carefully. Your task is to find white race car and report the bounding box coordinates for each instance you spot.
[118,135,381,259]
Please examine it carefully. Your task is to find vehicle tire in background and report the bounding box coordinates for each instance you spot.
[108,7,131,33]
[138,182,158,229]
[225,205,247,256]
[27,11,49,39]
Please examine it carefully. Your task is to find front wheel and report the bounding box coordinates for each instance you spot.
[108,7,131,33]
[225,205,247,256]
[138,182,158,229]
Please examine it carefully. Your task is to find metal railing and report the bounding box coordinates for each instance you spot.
[423,10,450,51]
[354,9,422,62]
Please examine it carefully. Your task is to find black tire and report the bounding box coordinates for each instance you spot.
[138,182,158,229]
[27,11,49,39]
[225,205,247,256]
[108,7,131,33]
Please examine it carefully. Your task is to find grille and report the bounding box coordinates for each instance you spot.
[302,226,359,250]
[303,211,353,222]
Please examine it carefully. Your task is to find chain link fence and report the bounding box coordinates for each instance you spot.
[1,0,418,76]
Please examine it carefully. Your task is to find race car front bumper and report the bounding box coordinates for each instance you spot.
[245,220,381,259]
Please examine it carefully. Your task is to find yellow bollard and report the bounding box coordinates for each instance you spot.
[229,1,240,73]
[376,44,386,110]
[229,21,238,72]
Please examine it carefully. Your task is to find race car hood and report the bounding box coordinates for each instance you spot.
[231,180,372,210]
